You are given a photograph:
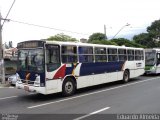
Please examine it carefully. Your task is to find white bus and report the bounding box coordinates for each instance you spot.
[16,40,145,96]
[145,48,160,74]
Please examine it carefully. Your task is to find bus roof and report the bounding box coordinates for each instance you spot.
[45,40,143,50]
[17,40,144,50]
[145,48,160,52]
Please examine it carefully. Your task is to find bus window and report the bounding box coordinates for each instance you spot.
[118,49,127,61]
[145,50,156,66]
[18,50,28,70]
[108,48,118,62]
[18,49,44,72]
[79,46,93,63]
[61,46,77,63]
[46,45,60,72]
[95,47,107,62]
[95,47,106,54]
[135,50,142,60]
[127,50,134,61]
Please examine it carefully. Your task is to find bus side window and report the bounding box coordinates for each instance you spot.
[118,49,127,61]
[61,46,77,63]
[108,48,118,62]
[95,47,107,62]
[78,46,94,63]
[127,49,134,61]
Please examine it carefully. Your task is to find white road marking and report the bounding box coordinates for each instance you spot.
[28,77,160,109]
[73,107,110,120]
[0,96,18,100]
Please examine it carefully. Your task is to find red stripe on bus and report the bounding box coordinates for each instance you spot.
[53,65,66,79]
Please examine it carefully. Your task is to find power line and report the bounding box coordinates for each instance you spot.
[8,19,90,36]
[1,0,16,29]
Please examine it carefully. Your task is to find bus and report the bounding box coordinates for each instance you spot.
[145,48,160,74]
[16,40,145,96]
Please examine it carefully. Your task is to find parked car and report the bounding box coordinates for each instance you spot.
[8,74,17,85]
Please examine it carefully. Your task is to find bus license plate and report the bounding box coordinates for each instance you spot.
[24,86,29,91]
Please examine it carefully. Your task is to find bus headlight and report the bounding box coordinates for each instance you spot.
[16,73,22,83]
[151,66,156,70]
[34,75,40,87]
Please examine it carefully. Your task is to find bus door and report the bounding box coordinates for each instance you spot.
[156,52,160,73]
[45,44,61,90]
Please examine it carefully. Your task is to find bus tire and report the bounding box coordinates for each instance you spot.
[62,78,76,96]
[123,70,129,83]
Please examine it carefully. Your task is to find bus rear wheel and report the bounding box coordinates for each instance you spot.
[62,78,76,96]
[123,70,129,83]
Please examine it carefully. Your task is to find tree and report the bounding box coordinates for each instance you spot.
[88,33,106,42]
[4,41,13,49]
[133,19,160,48]
[89,40,117,45]
[111,38,145,48]
[4,42,9,49]
[133,33,155,48]
[147,19,160,37]
[9,41,12,48]
[47,33,78,42]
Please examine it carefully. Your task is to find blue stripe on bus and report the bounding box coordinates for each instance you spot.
[17,71,45,86]
[79,61,125,76]
[65,64,75,75]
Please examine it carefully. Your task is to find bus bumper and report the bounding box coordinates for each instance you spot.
[16,81,46,94]
[145,70,156,74]
[16,82,36,92]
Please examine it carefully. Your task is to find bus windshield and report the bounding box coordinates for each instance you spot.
[145,51,156,66]
[18,49,44,72]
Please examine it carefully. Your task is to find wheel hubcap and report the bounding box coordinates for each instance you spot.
[124,72,128,81]
[65,81,73,94]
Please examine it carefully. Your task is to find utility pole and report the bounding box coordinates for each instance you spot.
[104,25,107,40]
[0,12,5,84]
[0,0,16,83]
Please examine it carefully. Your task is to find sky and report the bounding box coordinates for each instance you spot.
[1,0,160,47]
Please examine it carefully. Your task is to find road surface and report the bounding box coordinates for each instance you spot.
[0,75,160,120]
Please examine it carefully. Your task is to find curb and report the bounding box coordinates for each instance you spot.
[0,83,12,88]
[0,86,15,88]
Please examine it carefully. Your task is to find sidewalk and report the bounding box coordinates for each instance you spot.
[0,82,11,88]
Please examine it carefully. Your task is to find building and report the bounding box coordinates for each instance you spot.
[80,38,87,43]
[4,48,18,60]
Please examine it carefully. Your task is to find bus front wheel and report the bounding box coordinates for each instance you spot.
[123,70,129,83]
[62,78,76,96]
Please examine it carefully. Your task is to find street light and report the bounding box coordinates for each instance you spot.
[111,23,130,39]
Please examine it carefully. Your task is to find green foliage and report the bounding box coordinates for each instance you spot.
[46,19,160,48]
[88,33,144,48]
[88,40,117,45]
[133,19,160,48]
[111,38,145,48]
[4,41,13,49]
[147,20,160,37]
[88,33,107,42]
[47,33,78,42]
[133,33,155,48]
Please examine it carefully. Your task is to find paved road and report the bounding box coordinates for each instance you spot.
[0,75,160,120]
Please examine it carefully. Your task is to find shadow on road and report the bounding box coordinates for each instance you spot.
[17,78,143,102]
